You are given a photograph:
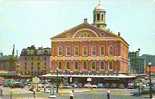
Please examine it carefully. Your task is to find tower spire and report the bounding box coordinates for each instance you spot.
[12,44,15,56]
[93,1,106,29]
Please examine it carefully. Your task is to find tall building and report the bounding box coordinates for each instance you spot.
[50,3,129,75]
[128,50,145,74]
[18,45,51,76]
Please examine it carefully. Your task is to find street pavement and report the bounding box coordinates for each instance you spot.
[0,87,154,99]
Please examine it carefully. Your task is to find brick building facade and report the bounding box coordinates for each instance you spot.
[18,45,51,76]
[50,3,129,75]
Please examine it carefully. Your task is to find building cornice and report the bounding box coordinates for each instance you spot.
[51,56,128,61]
[51,37,119,42]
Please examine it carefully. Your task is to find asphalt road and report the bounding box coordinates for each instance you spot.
[0,87,152,99]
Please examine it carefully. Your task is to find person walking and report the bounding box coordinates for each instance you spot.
[33,88,36,99]
[107,89,111,99]
[70,90,74,99]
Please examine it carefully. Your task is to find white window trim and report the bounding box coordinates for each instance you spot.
[74,46,79,56]
[66,46,71,56]
[58,46,63,56]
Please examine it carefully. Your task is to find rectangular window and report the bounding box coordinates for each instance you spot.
[91,46,97,56]
[66,62,70,69]
[100,47,104,56]
[100,61,105,69]
[75,62,78,70]
[92,61,96,70]
[58,46,63,56]
[83,61,87,69]
[74,47,79,56]
[109,62,113,69]
[66,47,71,56]
[97,14,100,21]
[58,62,62,69]
[82,47,88,56]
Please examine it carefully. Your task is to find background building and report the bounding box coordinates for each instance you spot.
[141,54,155,73]
[128,49,145,74]
[51,3,129,75]
[0,45,17,77]
[18,45,51,76]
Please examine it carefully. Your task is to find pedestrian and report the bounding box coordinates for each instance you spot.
[107,89,111,99]
[70,90,74,99]
[33,88,36,99]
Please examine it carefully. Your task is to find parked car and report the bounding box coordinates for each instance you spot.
[3,79,15,87]
[97,83,104,88]
[11,82,24,88]
[91,84,97,88]
[84,83,92,88]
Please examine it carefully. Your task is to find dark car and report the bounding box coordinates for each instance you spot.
[12,82,24,88]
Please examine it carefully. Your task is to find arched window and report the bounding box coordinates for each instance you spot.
[92,62,96,70]
[66,62,70,69]
[58,62,62,69]
[100,61,105,69]
[58,46,63,56]
[97,14,100,21]
[101,14,104,20]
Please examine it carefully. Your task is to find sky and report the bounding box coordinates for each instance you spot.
[0,0,155,55]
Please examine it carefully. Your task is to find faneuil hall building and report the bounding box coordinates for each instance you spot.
[49,3,134,88]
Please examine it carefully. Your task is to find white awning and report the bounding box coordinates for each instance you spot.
[42,73,136,78]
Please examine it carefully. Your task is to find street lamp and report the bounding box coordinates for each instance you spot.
[148,62,152,99]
